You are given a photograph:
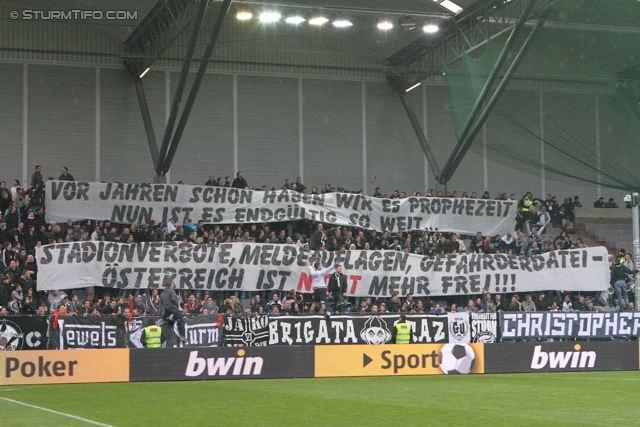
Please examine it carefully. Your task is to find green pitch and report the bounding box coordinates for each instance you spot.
[1,371,639,426]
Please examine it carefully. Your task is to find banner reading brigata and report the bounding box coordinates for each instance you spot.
[36,242,610,297]
[45,180,515,235]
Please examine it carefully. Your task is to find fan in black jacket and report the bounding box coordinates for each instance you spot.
[610,258,638,309]
[327,265,347,313]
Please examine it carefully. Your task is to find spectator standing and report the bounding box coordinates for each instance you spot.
[392,314,412,344]
[231,172,248,189]
[327,264,347,313]
[610,258,638,310]
[534,292,548,311]
[483,292,495,312]
[308,260,338,314]
[573,295,587,311]
[537,205,551,235]
[58,167,74,181]
[522,294,536,312]
[141,324,166,348]
[508,295,521,311]
[30,165,43,188]
[48,289,67,312]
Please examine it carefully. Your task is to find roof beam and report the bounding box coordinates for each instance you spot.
[437,0,538,184]
[385,0,558,90]
[440,7,551,184]
[123,0,208,78]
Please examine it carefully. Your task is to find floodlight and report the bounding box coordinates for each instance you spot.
[377,20,393,30]
[260,12,281,23]
[236,8,252,20]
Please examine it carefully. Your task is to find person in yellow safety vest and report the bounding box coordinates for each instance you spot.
[141,324,166,348]
[618,249,627,266]
[520,192,533,212]
[519,192,536,221]
[393,314,412,344]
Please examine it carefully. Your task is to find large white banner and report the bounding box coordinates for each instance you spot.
[45,181,515,235]
[36,242,610,297]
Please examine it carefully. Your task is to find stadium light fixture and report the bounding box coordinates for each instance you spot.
[236,8,252,21]
[139,67,150,78]
[423,22,439,34]
[377,19,393,30]
[332,13,353,28]
[284,12,306,25]
[309,11,329,26]
[260,11,281,23]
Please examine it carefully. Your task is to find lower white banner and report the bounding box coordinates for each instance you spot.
[36,242,610,297]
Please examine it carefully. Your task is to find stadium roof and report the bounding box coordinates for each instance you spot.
[1,0,638,77]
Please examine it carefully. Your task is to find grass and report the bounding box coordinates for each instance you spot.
[1,371,640,426]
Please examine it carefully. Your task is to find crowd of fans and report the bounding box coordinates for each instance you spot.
[0,166,634,322]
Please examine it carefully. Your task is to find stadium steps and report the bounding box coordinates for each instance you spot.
[576,220,634,256]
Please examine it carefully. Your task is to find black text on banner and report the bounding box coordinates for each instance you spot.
[45,181,516,235]
[471,312,499,343]
[36,242,610,297]
[268,314,450,345]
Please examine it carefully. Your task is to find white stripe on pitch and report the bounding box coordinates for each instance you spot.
[0,397,115,426]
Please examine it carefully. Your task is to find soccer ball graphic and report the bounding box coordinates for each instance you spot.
[439,344,475,374]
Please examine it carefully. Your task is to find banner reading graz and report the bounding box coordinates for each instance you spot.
[268,314,452,345]
[45,180,516,235]
[501,312,640,340]
[36,242,610,298]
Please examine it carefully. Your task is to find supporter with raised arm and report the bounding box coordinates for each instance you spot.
[308,259,339,314]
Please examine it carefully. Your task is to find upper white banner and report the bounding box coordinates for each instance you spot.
[45,181,516,235]
[35,242,610,297]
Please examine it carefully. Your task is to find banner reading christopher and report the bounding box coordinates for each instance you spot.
[36,243,610,297]
[45,180,515,235]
